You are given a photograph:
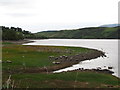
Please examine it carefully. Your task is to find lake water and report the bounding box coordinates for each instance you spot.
[23,39,119,78]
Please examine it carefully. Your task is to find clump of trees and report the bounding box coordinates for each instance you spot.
[1,26,48,41]
[2,26,25,40]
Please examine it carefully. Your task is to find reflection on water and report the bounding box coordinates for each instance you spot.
[23,39,118,77]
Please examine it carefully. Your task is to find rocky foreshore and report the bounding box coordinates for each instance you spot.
[3,40,109,75]
[2,39,34,44]
[10,49,107,74]
[55,68,114,74]
[49,49,106,64]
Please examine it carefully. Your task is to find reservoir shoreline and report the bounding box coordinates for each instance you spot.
[3,39,108,75]
[23,39,118,77]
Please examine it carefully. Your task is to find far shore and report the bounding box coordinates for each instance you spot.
[2,39,35,44]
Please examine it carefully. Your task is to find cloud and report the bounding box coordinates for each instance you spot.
[0,0,28,6]
[5,13,35,17]
[0,0,32,9]
[0,0,118,32]
[0,0,36,18]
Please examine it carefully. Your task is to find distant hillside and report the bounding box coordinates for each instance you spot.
[35,27,119,39]
[100,24,120,27]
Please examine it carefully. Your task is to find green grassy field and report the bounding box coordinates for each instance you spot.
[3,72,119,88]
[2,42,120,88]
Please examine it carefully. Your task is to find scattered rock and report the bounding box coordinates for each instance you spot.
[49,56,54,60]
[108,67,113,69]
[97,67,101,70]
[6,60,12,63]
[52,61,60,64]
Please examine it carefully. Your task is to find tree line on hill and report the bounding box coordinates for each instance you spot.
[35,27,120,39]
[1,26,120,40]
[1,26,48,40]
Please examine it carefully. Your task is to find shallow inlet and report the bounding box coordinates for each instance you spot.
[23,39,118,78]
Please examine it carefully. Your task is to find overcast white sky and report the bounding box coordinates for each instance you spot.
[0,0,119,33]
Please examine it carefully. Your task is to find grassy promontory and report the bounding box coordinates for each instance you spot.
[2,41,120,88]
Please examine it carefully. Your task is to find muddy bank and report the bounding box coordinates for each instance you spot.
[49,49,106,64]
[27,50,106,73]
[3,40,107,74]
[2,39,34,44]
[4,49,107,74]
[56,68,114,74]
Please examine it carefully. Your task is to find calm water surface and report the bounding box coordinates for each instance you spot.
[23,39,119,77]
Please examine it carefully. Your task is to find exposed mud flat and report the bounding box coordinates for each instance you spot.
[56,68,114,74]
[3,39,113,76]
[29,39,117,77]
[5,49,106,74]
[2,39,34,44]
[50,49,106,64]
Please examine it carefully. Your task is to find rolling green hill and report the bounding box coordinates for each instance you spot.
[35,27,119,39]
